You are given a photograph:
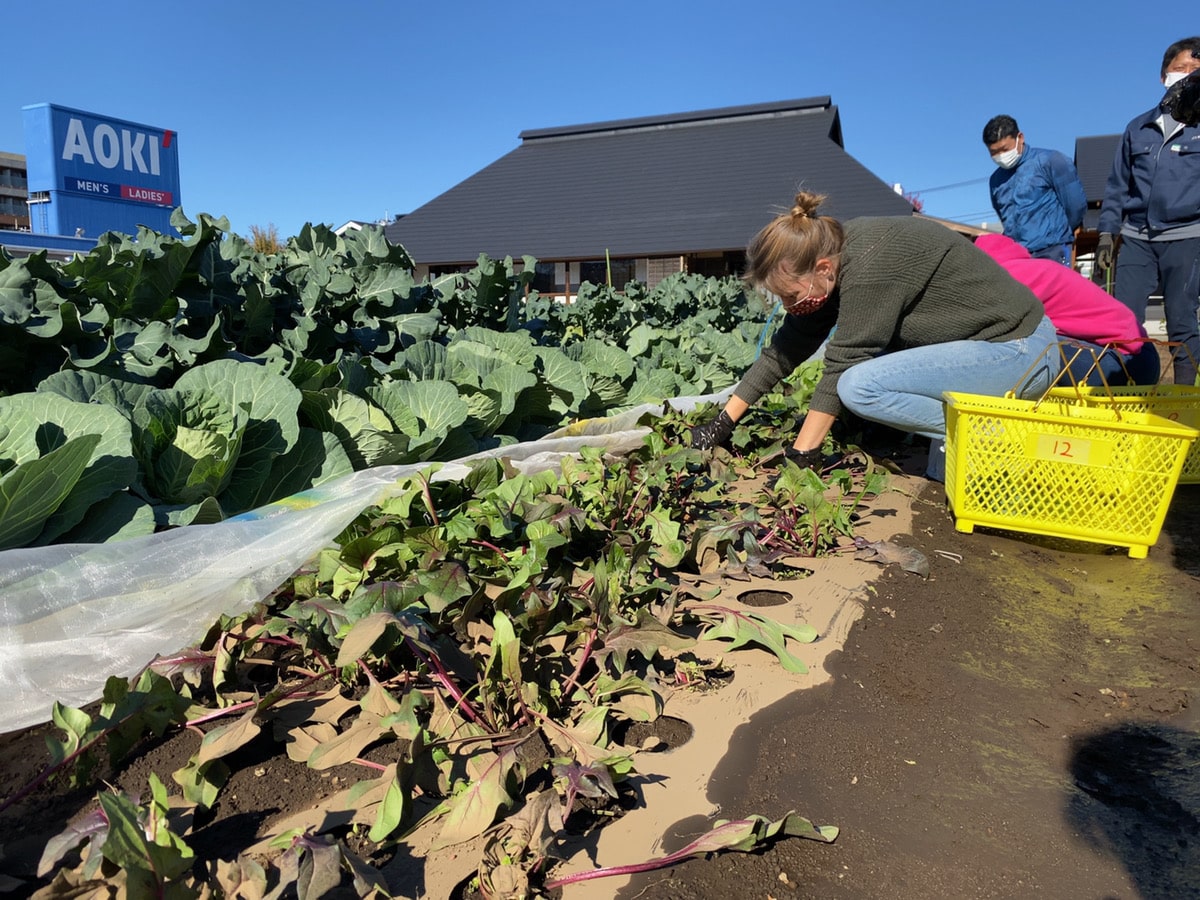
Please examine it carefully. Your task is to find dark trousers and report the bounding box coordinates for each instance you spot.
[1054,340,1161,387]
[1030,243,1070,265]
[1113,235,1200,385]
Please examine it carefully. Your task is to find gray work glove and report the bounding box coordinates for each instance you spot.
[1095,233,1114,271]
[689,410,735,450]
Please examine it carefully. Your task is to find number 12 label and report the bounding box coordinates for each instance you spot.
[1030,433,1112,466]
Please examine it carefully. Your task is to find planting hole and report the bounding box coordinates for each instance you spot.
[617,716,694,752]
[737,589,791,607]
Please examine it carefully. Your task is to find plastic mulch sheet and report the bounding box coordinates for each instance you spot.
[0,392,728,734]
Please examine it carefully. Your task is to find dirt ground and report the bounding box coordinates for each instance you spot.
[619,478,1200,900]
[1,453,1198,899]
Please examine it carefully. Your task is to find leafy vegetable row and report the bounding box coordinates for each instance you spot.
[18,399,883,896]
[0,213,775,549]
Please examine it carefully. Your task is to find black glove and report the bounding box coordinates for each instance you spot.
[689,410,735,450]
[1095,233,1114,271]
[767,447,825,490]
[784,446,825,472]
[1162,69,1200,127]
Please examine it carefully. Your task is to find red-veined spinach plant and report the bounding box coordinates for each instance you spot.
[14,409,888,896]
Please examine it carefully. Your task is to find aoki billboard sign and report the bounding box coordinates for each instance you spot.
[22,103,182,236]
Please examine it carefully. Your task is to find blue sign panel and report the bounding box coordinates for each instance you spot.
[61,177,121,199]
[22,103,182,237]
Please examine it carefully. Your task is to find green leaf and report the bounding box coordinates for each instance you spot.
[172,758,230,808]
[194,709,262,765]
[336,611,397,667]
[368,767,410,842]
[47,702,93,764]
[0,433,100,550]
[0,392,136,543]
[697,606,817,673]
[0,258,38,323]
[491,610,522,687]
[433,745,520,849]
[392,339,449,381]
[599,613,695,671]
[245,427,357,512]
[296,837,344,900]
[689,810,838,852]
[369,379,469,461]
[301,388,410,468]
[133,386,249,506]
[645,504,686,567]
[406,561,473,614]
[306,714,386,770]
[97,785,194,883]
[176,359,303,512]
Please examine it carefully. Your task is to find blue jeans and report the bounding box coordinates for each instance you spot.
[1030,243,1071,265]
[835,316,1061,441]
[1055,340,1160,387]
[1113,235,1200,386]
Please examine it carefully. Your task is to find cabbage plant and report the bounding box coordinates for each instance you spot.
[132,387,250,525]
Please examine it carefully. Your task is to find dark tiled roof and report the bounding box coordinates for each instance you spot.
[1074,134,1121,232]
[385,97,914,265]
[1074,134,1121,203]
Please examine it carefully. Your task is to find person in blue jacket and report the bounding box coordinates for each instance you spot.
[983,115,1086,265]
[1097,36,1200,387]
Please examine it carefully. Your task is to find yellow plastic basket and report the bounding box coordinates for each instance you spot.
[943,391,1198,558]
[1046,384,1200,483]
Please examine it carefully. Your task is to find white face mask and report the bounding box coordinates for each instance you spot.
[991,147,1021,169]
[1163,71,1189,88]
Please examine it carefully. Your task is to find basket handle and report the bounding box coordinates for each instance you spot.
[1005,340,1122,414]
[1140,338,1198,394]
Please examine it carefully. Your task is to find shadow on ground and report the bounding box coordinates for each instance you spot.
[1068,721,1200,900]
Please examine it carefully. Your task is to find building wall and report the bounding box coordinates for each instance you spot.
[0,151,30,231]
[414,254,704,302]
[0,229,95,261]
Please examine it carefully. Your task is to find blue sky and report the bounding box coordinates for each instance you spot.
[2,2,1189,240]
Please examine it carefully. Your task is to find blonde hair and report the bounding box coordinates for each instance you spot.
[744,191,845,287]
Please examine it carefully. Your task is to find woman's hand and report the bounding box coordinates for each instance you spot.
[784,447,825,471]
[689,410,735,450]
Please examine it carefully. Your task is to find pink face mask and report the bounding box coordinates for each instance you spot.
[781,275,830,315]
[783,294,829,315]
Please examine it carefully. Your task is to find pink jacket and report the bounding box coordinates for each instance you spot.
[975,233,1147,356]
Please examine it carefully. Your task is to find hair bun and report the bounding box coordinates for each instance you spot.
[790,190,826,221]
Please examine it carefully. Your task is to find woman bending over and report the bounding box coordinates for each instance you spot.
[690,191,1062,479]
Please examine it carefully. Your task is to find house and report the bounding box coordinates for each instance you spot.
[1072,133,1121,261]
[384,97,915,296]
[335,214,403,237]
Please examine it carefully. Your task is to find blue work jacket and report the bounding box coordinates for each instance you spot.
[1098,106,1200,236]
[989,146,1087,252]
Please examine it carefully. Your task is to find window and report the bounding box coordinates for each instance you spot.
[579,258,636,290]
[686,252,746,279]
[531,261,563,293]
[646,257,683,289]
[429,263,473,279]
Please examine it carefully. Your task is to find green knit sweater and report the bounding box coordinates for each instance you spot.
[734,216,1046,417]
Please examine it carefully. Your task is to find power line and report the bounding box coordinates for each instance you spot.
[938,210,998,224]
[907,177,990,194]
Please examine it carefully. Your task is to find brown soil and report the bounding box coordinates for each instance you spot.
[618,480,1200,900]
[2,476,1198,899]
